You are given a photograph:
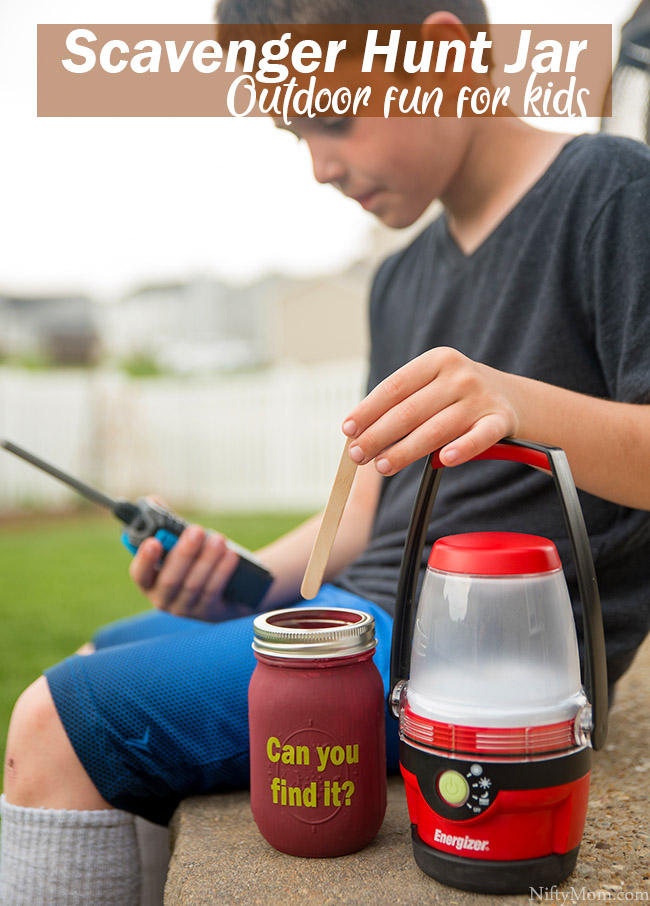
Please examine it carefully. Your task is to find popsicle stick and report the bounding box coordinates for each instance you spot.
[301,437,358,600]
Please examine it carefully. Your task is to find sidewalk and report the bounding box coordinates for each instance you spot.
[165,633,650,906]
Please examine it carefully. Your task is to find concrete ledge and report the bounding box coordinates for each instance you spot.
[165,635,650,905]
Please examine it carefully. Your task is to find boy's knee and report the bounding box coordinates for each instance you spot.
[5,676,68,801]
[4,675,110,811]
[6,677,57,759]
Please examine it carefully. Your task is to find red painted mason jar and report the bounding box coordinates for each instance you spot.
[248,607,387,857]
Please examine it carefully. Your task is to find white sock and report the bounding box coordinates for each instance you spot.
[0,794,141,906]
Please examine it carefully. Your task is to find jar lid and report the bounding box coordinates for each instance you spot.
[252,608,376,659]
[428,532,562,576]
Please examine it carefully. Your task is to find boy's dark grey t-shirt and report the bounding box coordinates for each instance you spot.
[335,133,650,681]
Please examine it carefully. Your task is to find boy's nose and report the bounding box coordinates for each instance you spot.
[308,143,346,187]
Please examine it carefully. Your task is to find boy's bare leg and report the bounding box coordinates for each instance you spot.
[4,675,110,810]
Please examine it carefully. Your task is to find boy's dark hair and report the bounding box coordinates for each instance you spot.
[215,0,489,25]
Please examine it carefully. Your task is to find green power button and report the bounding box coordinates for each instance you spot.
[438,770,469,806]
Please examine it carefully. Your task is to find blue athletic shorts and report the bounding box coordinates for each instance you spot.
[45,586,399,826]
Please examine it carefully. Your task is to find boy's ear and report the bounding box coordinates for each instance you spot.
[421,11,472,51]
[422,11,463,28]
[420,11,479,97]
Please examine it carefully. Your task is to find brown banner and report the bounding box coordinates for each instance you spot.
[37,24,612,118]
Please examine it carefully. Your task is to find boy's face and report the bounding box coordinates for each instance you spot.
[280,115,472,229]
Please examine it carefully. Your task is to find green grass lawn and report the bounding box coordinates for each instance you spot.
[0,508,310,780]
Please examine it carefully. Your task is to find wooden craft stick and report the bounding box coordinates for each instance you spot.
[301,437,358,600]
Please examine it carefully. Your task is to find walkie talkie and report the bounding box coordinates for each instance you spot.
[1,439,274,608]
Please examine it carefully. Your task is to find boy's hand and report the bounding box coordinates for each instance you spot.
[342,347,521,475]
[129,523,248,622]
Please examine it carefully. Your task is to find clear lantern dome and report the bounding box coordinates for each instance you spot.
[406,533,588,728]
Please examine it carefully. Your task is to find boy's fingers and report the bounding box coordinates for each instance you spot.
[154,525,206,607]
[438,413,512,467]
[129,537,164,590]
[186,548,240,621]
[374,408,510,476]
[344,356,438,439]
[201,547,239,602]
[167,534,229,616]
[366,402,467,475]
[343,349,462,438]
[347,380,456,465]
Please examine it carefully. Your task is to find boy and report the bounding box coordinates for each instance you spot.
[2,2,650,904]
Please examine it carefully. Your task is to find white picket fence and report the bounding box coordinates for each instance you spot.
[0,362,366,513]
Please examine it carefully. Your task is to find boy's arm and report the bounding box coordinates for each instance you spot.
[496,371,650,510]
[342,347,650,510]
[129,463,381,619]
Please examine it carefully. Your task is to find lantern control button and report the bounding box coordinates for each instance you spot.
[438,770,469,806]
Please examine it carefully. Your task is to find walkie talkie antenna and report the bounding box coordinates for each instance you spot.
[1,438,274,607]
[1,440,139,523]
